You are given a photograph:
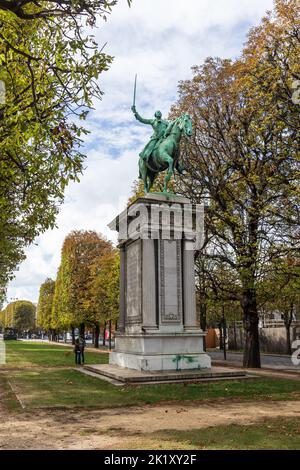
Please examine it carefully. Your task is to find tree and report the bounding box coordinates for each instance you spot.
[90,249,119,347]
[52,230,113,341]
[0,307,4,330]
[36,278,55,334]
[0,300,16,327]
[0,1,131,297]
[14,301,36,334]
[0,299,35,331]
[0,2,132,20]
[171,0,299,367]
[259,258,300,354]
[196,255,242,350]
[51,252,72,340]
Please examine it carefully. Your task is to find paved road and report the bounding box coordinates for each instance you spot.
[209,350,300,372]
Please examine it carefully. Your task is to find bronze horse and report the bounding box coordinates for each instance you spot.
[138,113,192,193]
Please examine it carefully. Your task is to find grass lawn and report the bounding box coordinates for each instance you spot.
[119,417,300,450]
[1,341,300,450]
[3,340,108,367]
[1,340,300,410]
[0,374,21,411]
[4,368,300,410]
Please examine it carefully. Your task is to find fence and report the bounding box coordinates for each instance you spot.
[228,324,300,354]
[206,321,300,354]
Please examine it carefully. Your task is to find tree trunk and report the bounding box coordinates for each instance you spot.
[108,320,112,350]
[219,326,223,350]
[284,306,294,356]
[94,323,100,349]
[71,326,75,345]
[233,320,238,350]
[114,321,118,349]
[79,323,85,342]
[285,326,292,356]
[200,302,207,351]
[103,322,106,347]
[242,290,261,368]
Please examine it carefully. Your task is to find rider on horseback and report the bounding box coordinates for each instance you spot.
[131,106,168,163]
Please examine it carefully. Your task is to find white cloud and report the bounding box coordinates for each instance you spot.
[6,0,274,304]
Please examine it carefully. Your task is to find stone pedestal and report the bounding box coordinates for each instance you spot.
[108,193,211,372]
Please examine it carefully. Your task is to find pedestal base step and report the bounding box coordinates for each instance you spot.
[109,351,211,372]
[83,363,247,385]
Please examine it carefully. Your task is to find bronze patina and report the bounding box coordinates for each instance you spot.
[131,77,192,193]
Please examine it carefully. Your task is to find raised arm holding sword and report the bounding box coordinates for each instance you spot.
[131,75,169,164]
[130,75,192,193]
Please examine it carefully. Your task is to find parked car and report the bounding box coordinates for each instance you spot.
[3,327,18,340]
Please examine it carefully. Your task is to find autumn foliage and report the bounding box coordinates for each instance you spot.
[37,230,119,345]
[170,0,299,367]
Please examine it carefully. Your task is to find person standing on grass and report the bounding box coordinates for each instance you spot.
[79,336,86,365]
[74,338,81,365]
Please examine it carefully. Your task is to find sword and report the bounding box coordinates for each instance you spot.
[132,74,137,109]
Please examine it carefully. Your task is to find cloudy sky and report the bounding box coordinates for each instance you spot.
[6,0,274,304]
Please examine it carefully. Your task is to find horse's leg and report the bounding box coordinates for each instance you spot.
[162,154,174,192]
[144,173,149,193]
[139,158,149,192]
[145,178,149,193]
[148,172,156,191]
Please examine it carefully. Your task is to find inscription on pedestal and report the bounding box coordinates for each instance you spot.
[159,240,182,324]
[126,240,142,324]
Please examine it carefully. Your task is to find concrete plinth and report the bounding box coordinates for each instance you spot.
[108,193,211,372]
[113,332,206,355]
[110,352,211,372]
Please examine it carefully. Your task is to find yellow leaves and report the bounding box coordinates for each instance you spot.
[50,231,117,328]
[91,250,120,322]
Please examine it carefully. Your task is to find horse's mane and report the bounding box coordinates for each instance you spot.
[167,115,182,134]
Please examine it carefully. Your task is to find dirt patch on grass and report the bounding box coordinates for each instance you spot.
[0,400,299,450]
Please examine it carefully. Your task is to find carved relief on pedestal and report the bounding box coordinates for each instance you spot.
[159,239,182,324]
[125,240,142,325]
